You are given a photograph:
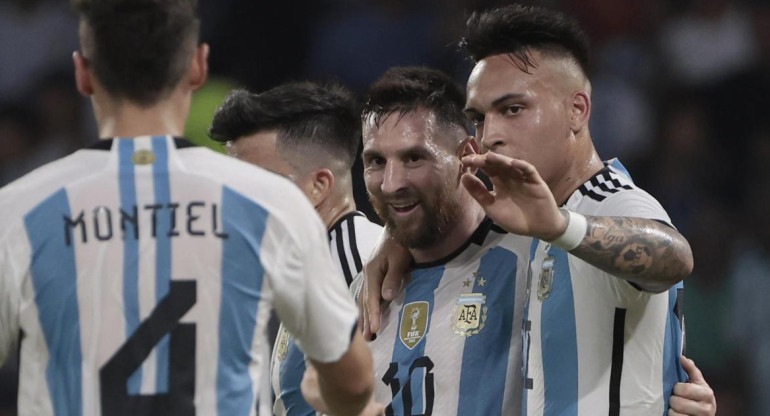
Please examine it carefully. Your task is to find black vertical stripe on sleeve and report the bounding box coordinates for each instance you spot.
[333,224,354,286]
[609,308,626,416]
[347,216,364,274]
[676,287,685,354]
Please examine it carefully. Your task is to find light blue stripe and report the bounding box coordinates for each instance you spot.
[118,139,143,394]
[388,267,443,415]
[541,247,578,416]
[151,136,172,393]
[521,238,540,416]
[457,247,518,415]
[663,282,687,414]
[24,189,83,416]
[607,159,633,183]
[217,186,268,415]
[279,340,315,416]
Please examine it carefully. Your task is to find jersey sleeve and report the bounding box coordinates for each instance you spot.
[590,187,673,227]
[0,240,21,365]
[271,212,358,364]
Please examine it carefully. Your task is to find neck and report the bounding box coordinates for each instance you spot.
[92,89,190,139]
[318,191,358,230]
[549,132,604,206]
[410,194,486,264]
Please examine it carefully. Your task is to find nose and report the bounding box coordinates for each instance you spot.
[381,160,407,195]
[479,115,505,152]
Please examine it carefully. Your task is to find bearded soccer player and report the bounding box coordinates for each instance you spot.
[209,82,383,416]
[0,1,373,415]
[356,66,531,415]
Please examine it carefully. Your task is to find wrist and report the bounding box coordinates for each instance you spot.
[546,208,587,251]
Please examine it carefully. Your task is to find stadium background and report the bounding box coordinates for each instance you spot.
[1,0,769,414]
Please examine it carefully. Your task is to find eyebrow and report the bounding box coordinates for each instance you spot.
[464,92,527,115]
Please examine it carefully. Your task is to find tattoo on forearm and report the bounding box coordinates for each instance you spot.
[569,216,692,291]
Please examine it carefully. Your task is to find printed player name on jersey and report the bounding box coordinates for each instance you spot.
[63,201,229,245]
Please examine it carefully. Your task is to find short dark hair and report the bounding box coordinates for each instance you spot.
[208,82,361,171]
[362,66,471,134]
[73,0,200,106]
[461,4,590,75]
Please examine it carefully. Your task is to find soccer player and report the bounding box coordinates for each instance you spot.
[208,82,383,416]
[364,4,715,416]
[357,66,531,415]
[0,1,374,415]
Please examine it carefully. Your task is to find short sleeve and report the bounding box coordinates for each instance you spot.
[270,213,358,364]
[591,188,673,227]
[0,241,21,365]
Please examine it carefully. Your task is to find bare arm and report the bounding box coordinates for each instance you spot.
[570,216,693,293]
[308,330,375,416]
[461,153,693,293]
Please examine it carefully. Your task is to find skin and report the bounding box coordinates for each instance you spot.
[227,129,357,229]
[361,108,484,264]
[462,51,693,292]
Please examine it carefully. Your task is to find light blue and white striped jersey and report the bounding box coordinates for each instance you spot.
[271,212,382,416]
[0,136,358,416]
[361,218,530,416]
[522,159,687,416]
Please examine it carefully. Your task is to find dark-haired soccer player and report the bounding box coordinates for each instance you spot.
[353,66,531,415]
[0,1,374,415]
[365,3,714,416]
[209,82,383,416]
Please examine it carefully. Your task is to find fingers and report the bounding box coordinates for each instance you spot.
[681,356,706,384]
[461,153,541,182]
[363,267,382,339]
[461,172,496,207]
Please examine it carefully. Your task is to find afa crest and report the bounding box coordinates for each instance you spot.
[400,301,429,349]
[537,255,555,301]
[452,293,487,337]
[132,149,156,165]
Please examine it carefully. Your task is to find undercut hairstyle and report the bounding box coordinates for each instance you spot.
[73,0,200,106]
[362,66,471,135]
[461,4,590,76]
[208,82,361,171]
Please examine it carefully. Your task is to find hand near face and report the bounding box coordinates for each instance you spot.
[461,152,567,241]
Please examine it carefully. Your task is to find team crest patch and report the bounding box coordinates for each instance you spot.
[537,255,555,301]
[400,301,429,349]
[275,326,291,362]
[452,293,487,337]
[132,149,156,165]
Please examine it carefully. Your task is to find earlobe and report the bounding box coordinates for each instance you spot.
[73,51,94,96]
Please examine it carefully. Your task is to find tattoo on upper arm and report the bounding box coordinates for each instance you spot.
[570,216,692,289]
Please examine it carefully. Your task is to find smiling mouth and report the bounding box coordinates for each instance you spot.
[390,202,419,214]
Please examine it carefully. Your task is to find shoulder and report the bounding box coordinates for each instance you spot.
[0,150,106,235]
[569,165,672,226]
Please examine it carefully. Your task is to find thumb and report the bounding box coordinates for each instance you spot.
[681,355,706,384]
[462,172,495,207]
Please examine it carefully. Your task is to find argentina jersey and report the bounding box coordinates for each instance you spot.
[271,212,382,416]
[364,218,530,416]
[0,136,357,416]
[522,159,687,416]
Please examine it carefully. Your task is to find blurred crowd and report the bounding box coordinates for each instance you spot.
[1,0,769,414]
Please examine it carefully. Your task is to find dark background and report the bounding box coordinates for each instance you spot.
[2,0,770,414]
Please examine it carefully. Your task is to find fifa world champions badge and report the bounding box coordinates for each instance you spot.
[275,326,291,362]
[537,255,555,301]
[452,293,488,337]
[400,301,429,349]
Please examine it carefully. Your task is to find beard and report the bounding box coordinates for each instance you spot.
[370,179,464,250]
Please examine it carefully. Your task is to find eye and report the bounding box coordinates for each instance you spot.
[408,154,422,163]
[365,155,385,168]
[469,114,484,127]
[503,105,523,116]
